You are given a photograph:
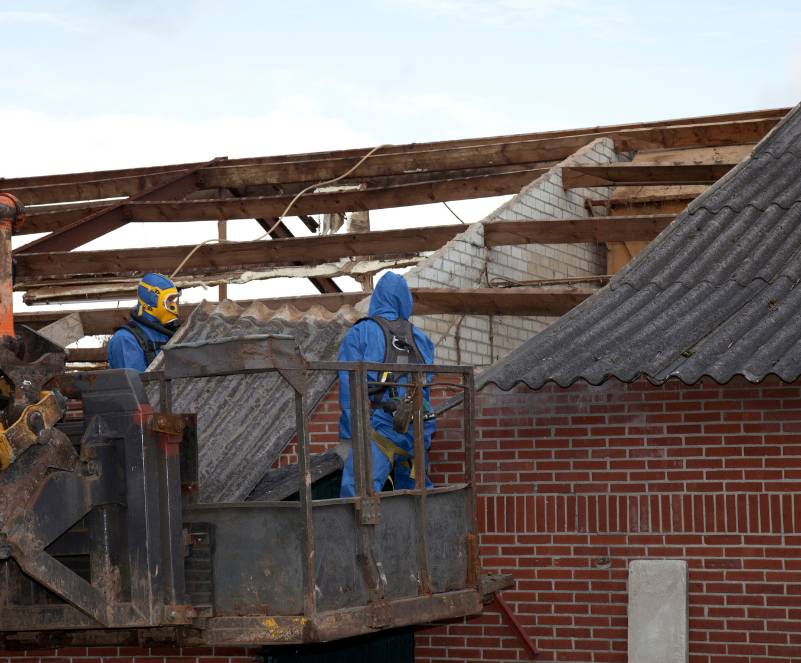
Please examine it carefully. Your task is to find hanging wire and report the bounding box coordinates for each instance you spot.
[170,143,391,279]
[442,201,466,224]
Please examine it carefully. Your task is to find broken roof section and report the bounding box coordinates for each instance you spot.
[479,102,801,389]
[149,300,358,502]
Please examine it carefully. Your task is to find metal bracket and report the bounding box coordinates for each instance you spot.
[357,496,381,525]
[151,412,187,436]
[368,600,392,629]
[162,604,197,625]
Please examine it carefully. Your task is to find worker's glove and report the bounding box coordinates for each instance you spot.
[392,396,414,434]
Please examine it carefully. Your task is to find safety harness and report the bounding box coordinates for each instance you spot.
[115,315,175,366]
[356,316,431,482]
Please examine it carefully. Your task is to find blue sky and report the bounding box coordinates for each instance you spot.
[2,0,801,305]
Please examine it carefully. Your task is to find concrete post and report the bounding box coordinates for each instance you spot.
[628,559,688,663]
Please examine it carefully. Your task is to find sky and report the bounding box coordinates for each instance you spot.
[2,0,801,310]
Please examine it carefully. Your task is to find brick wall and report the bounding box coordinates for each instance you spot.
[405,137,622,368]
[8,376,800,662]
[276,381,464,470]
[275,385,341,466]
[417,376,801,663]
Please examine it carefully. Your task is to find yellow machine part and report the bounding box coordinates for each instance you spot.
[0,391,64,471]
[0,429,9,469]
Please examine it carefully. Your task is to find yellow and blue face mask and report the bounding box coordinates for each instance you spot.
[136,273,180,327]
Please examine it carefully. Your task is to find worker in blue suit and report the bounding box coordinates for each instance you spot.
[338,272,436,497]
[107,273,181,371]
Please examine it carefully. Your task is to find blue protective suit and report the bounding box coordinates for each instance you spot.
[338,272,436,497]
[107,312,171,372]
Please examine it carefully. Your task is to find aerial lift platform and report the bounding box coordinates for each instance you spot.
[0,194,504,649]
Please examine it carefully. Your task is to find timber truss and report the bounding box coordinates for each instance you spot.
[0,105,790,364]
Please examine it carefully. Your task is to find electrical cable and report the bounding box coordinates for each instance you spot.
[169,143,391,279]
[442,201,466,224]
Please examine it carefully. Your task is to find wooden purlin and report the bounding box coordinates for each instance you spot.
[14,157,226,254]
[581,137,763,274]
[3,106,787,194]
[22,167,550,229]
[17,288,594,337]
[14,215,676,284]
[561,163,736,189]
[8,112,782,272]
[14,117,778,235]
[15,293,367,334]
[15,118,777,223]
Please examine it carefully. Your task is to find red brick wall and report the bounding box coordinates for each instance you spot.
[274,386,341,467]
[276,381,465,472]
[416,376,801,663]
[7,376,801,663]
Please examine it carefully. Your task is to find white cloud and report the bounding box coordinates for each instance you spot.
[0,9,79,30]
[2,99,373,177]
[391,0,633,31]
[391,0,580,24]
[757,44,801,108]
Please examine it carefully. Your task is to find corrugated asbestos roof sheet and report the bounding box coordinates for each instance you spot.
[479,103,801,391]
[148,300,357,502]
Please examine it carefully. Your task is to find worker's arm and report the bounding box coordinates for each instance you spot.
[337,328,362,441]
[337,321,385,440]
[107,329,147,372]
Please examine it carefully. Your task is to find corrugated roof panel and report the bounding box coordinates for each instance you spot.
[148,300,358,502]
[478,103,801,391]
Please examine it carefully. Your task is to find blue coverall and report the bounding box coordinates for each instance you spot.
[107,311,171,371]
[338,272,436,497]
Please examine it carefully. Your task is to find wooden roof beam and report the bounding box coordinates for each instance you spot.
[16,288,594,336]
[18,167,549,230]
[3,106,786,192]
[15,157,226,255]
[562,163,736,189]
[20,165,550,233]
[14,215,676,283]
[6,115,782,207]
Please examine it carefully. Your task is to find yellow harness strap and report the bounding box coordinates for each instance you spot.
[371,431,416,480]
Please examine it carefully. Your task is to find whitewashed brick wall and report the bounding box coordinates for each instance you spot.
[404,137,625,368]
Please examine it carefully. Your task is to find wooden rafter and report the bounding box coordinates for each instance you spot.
[21,167,549,228]
[6,115,782,210]
[16,288,593,336]
[562,163,736,189]
[16,293,365,334]
[15,157,225,254]
[14,215,676,284]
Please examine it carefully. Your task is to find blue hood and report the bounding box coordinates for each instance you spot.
[368,272,413,321]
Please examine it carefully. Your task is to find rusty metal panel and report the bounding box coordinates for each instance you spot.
[162,334,306,379]
[311,502,366,613]
[182,503,306,616]
[183,486,473,619]
[425,489,470,593]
